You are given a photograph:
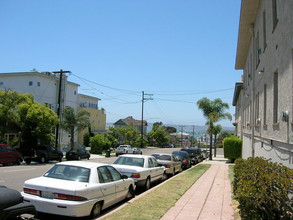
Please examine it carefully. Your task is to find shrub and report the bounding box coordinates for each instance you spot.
[223,136,242,162]
[233,157,293,219]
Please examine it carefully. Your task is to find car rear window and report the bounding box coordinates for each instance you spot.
[44,165,90,183]
[113,156,144,167]
[152,154,171,161]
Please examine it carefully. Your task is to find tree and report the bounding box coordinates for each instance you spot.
[207,124,222,156]
[197,97,232,160]
[0,90,59,148]
[60,106,90,150]
[147,126,170,147]
[18,101,59,147]
[0,90,33,143]
[108,125,140,147]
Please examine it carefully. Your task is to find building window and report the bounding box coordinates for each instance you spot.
[273,71,278,123]
[263,11,267,52]
[272,0,278,31]
[0,82,3,86]
[29,81,33,86]
[74,91,77,95]
[37,82,40,87]
[263,84,267,125]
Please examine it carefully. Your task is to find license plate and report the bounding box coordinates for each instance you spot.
[42,191,54,199]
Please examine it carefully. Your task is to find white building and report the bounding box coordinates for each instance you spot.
[233,0,293,168]
[0,69,106,149]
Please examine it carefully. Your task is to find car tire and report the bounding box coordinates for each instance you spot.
[126,185,135,200]
[25,159,31,165]
[15,158,21,165]
[77,156,81,160]
[90,202,102,219]
[171,168,175,176]
[40,156,46,163]
[161,172,168,182]
[145,177,151,190]
[58,155,62,162]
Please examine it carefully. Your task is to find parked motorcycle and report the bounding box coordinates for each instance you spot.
[0,186,36,220]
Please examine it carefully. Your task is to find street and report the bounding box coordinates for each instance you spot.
[0,147,223,192]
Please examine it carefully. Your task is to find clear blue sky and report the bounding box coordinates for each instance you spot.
[1,0,242,127]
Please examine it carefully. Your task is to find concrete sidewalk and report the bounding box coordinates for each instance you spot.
[161,156,235,220]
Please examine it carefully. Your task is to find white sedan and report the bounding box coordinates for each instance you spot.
[22,161,136,218]
[112,155,166,190]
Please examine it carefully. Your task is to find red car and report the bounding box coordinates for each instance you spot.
[0,144,23,165]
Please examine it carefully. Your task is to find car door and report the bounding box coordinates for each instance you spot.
[148,158,162,182]
[97,166,117,207]
[107,166,129,201]
[172,155,181,172]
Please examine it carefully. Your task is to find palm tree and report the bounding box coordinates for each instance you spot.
[207,124,222,157]
[197,98,232,160]
[60,106,90,150]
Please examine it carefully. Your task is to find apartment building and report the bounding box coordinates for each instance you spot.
[233,0,293,168]
[0,70,106,148]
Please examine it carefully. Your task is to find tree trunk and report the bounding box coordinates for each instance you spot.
[214,134,217,157]
[209,123,213,160]
[70,130,74,150]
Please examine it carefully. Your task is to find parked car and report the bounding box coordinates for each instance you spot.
[151,153,181,176]
[23,145,63,165]
[22,161,135,218]
[181,147,202,164]
[66,149,90,160]
[0,144,23,165]
[201,148,210,159]
[112,154,165,190]
[172,151,191,170]
[132,148,142,155]
[0,186,37,220]
[115,145,134,156]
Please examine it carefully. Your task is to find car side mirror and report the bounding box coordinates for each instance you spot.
[121,174,128,179]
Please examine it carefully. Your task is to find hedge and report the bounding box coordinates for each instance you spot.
[223,136,242,162]
[233,157,293,219]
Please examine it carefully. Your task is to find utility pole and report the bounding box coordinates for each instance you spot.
[141,91,153,148]
[52,69,71,150]
[192,125,195,147]
[179,125,185,147]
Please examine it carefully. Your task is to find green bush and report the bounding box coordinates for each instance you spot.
[223,136,242,162]
[233,157,293,219]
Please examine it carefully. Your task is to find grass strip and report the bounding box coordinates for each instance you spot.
[102,164,211,220]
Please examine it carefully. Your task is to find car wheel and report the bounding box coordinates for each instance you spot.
[90,202,102,219]
[126,185,135,200]
[162,172,168,182]
[25,159,31,165]
[145,177,151,190]
[15,158,21,165]
[40,156,46,163]
[77,156,81,160]
[172,168,175,176]
[58,155,62,162]
[116,153,119,157]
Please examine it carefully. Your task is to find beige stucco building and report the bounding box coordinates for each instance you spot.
[233,0,293,168]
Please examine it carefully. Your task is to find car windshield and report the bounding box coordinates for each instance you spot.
[152,154,171,161]
[44,165,90,183]
[113,157,144,167]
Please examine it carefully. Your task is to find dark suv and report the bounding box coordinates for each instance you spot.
[181,147,202,164]
[24,145,63,165]
[172,150,191,170]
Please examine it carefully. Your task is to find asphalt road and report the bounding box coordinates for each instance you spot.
[0,147,223,192]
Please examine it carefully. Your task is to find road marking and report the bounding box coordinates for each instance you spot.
[4,168,36,173]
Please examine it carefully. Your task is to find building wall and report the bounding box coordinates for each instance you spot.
[234,0,293,168]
